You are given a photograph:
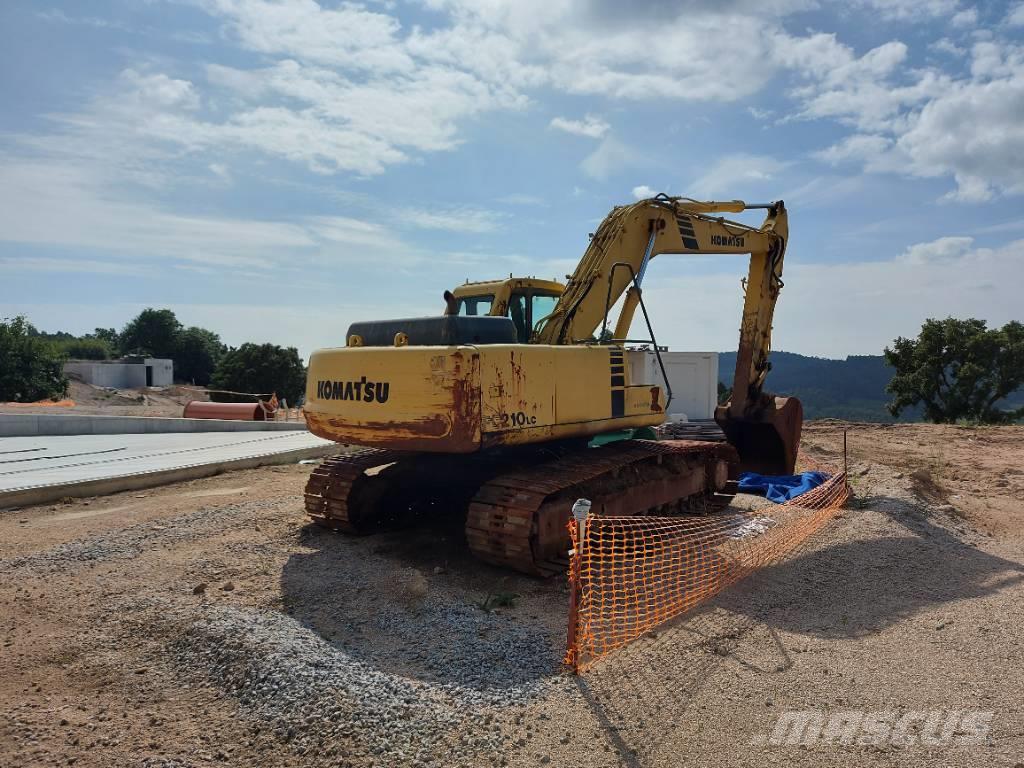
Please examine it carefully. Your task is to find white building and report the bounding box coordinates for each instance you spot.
[64,357,174,389]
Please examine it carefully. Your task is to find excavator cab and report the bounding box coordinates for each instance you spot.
[448,278,564,343]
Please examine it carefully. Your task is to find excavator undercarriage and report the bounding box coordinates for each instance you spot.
[305,438,736,576]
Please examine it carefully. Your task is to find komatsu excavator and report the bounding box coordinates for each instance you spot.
[303,196,802,575]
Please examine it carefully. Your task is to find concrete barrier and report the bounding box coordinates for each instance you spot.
[0,413,309,438]
[0,441,341,509]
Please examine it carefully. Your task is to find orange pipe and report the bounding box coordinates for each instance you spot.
[183,401,268,421]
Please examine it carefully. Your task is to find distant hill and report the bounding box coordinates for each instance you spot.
[718,351,1023,422]
[717,351,914,422]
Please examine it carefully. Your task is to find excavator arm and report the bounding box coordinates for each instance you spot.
[535,195,801,474]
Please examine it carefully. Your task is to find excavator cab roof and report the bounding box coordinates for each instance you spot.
[450,277,564,300]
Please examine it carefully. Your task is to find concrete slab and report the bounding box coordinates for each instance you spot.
[0,432,342,508]
[0,413,309,437]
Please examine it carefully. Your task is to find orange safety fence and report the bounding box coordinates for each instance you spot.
[565,456,850,672]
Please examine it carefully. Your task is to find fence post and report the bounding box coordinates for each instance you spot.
[566,498,592,674]
[843,428,849,490]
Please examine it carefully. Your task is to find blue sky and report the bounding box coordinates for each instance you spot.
[2,0,1023,360]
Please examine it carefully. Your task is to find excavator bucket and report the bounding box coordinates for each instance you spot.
[714,395,803,477]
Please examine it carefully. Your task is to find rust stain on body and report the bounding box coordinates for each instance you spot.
[304,350,483,454]
[306,411,480,453]
[650,387,663,412]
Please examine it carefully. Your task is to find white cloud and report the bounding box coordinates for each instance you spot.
[972,218,1024,235]
[172,59,524,176]
[305,216,401,249]
[36,8,126,29]
[779,37,951,133]
[633,235,1023,358]
[851,0,961,20]
[580,137,644,181]
[16,15,531,180]
[632,185,657,199]
[1006,3,1024,26]
[900,236,974,264]
[203,0,413,72]
[549,115,610,139]
[930,38,967,56]
[0,158,441,273]
[950,7,978,27]
[0,256,149,277]
[208,162,231,182]
[690,154,787,198]
[20,0,1014,202]
[421,0,813,102]
[12,0,1024,277]
[0,159,311,269]
[403,207,504,233]
[812,38,1024,201]
[814,134,894,169]
[782,173,868,209]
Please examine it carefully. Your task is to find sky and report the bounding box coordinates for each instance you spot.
[1,0,1023,361]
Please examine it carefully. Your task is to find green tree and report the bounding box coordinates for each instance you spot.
[59,337,112,360]
[209,343,306,404]
[119,308,182,358]
[175,326,226,386]
[885,318,1024,424]
[717,380,732,405]
[0,316,69,402]
[91,327,120,356]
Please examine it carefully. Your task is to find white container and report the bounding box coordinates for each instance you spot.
[626,350,719,420]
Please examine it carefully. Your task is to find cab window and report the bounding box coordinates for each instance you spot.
[531,294,558,330]
[457,295,494,316]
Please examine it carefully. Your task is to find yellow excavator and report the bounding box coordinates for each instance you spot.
[303,195,802,575]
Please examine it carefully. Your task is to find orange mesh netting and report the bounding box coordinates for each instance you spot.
[565,457,849,672]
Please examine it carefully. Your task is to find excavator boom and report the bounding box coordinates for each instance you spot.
[535,195,800,474]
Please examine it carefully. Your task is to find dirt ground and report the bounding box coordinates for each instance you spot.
[0,379,209,418]
[2,422,1023,767]
[804,420,1024,537]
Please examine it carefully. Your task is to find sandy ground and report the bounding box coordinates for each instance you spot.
[804,420,1024,537]
[2,423,1023,767]
[0,380,208,418]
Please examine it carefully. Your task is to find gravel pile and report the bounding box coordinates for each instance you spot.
[4,492,566,766]
[139,759,198,768]
[169,603,557,766]
[363,599,553,693]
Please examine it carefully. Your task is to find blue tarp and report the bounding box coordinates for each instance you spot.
[737,471,830,504]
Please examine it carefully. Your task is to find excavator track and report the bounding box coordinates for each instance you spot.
[466,440,737,576]
[304,448,408,533]
[305,440,736,577]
